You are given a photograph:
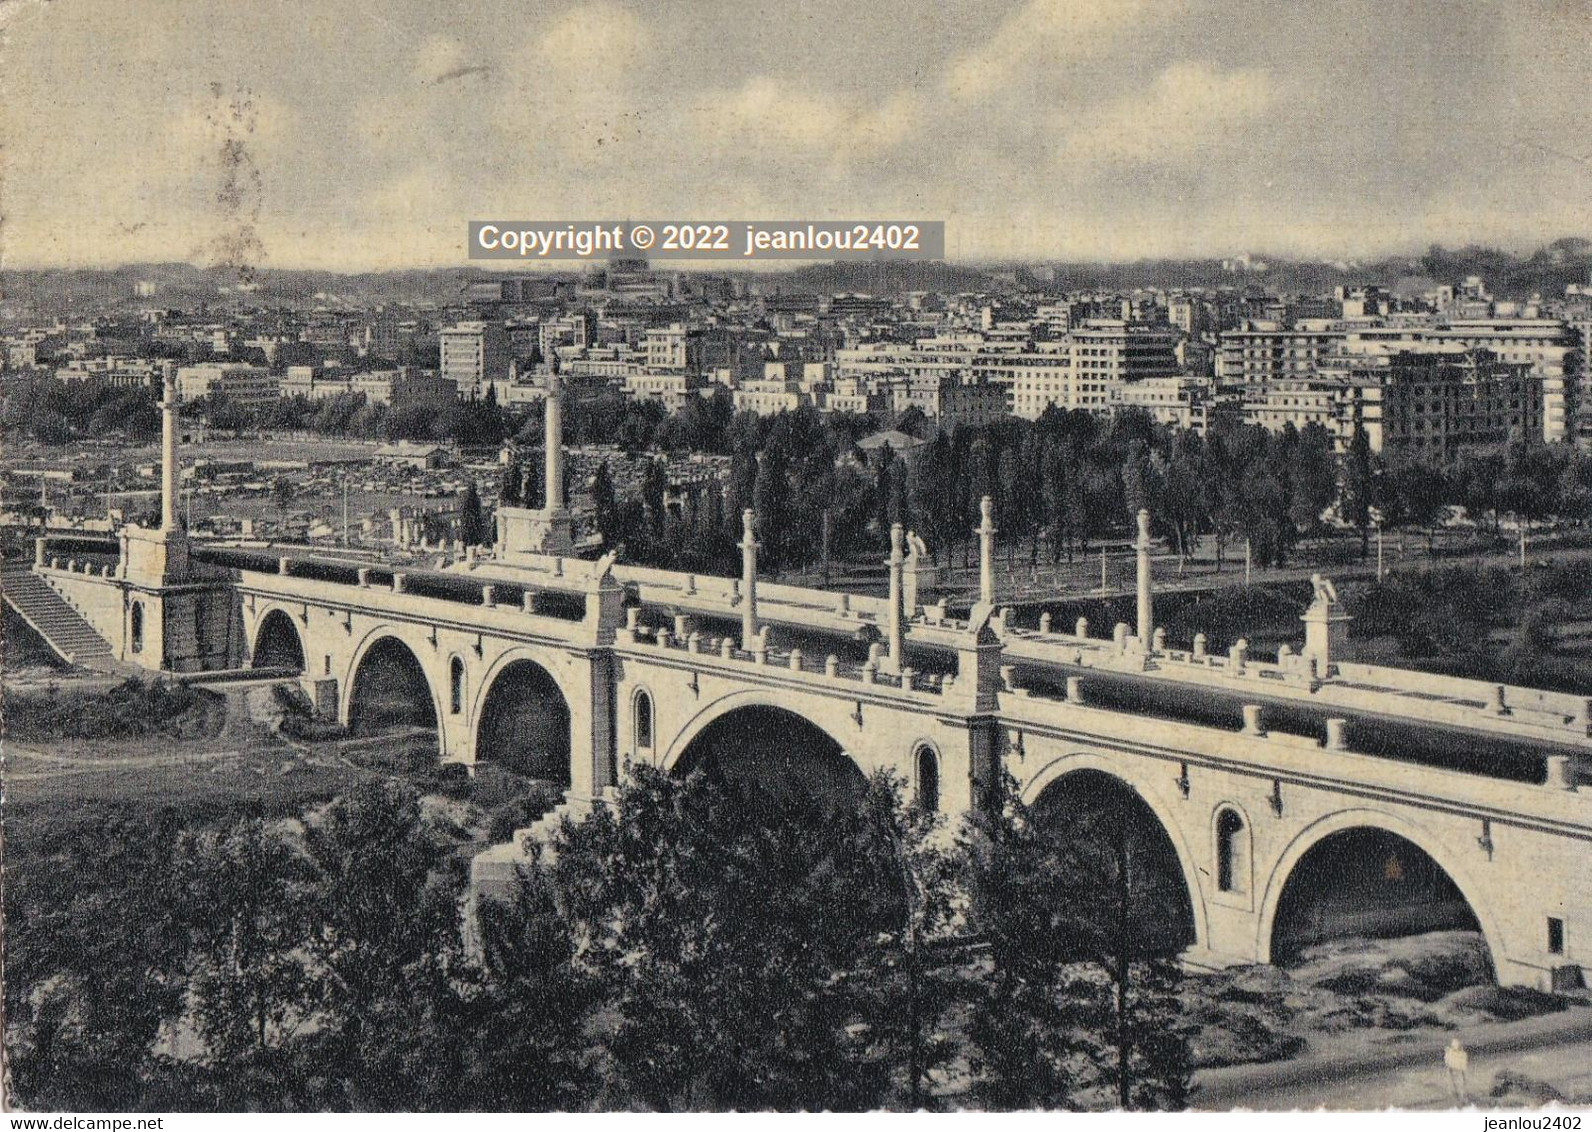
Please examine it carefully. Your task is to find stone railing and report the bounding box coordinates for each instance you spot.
[1004,616,1592,746]
[619,616,952,701]
[998,684,1590,816]
[237,557,595,634]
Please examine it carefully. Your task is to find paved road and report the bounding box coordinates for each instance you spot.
[1197,1007,1592,1110]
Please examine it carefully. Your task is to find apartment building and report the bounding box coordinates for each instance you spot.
[438,321,510,395]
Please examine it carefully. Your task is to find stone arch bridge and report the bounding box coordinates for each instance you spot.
[23,518,1592,993]
[211,533,1592,993]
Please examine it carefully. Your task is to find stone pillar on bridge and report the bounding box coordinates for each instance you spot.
[111,366,235,672]
[886,522,905,674]
[977,496,996,608]
[161,365,178,533]
[544,368,565,513]
[739,509,759,650]
[493,371,574,559]
[951,607,1003,716]
[1301,573,1351,676]
[1135,508,1154,654]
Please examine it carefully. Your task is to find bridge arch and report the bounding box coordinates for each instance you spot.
[469,648,572,784]
[345,631,441,739]
[660,690,857,774]
[1023,753,1209,954]
[1256,808,1505,970]
[251,607,306,671]
[662,691,866,807]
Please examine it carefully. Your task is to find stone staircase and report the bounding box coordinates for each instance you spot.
[1,566,121,672]
[470,787,618,902]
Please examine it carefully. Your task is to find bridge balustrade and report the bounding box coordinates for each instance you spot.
[628,617,946,698]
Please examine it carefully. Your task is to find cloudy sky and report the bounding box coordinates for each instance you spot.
[4,0,1589,269]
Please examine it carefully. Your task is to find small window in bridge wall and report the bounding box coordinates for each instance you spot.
[449,655,465,715]
[634,689,654,753]
[916,744,940,813]
[1216,807,1249,894]
[130,601,145,654]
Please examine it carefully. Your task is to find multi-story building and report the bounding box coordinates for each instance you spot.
[1318,349,1541,459]
[439,321,511,396]
[1242,377,1384,452]
[538,313,594,358]
[888,375,1006,433]
[625,370,705,413]
[643,323,699,372]
[1243,348,1540,458]
[1112,376,1217,433]
[820,377,888,415]
[1216,320,1350,384]
[1009,355,1082,419]
[54,357,170,389]
[364,308,401,359]
[1063,319,1181,385]
[175,363,281,409]
[732,377,809,416]
[1342,320,1581,444]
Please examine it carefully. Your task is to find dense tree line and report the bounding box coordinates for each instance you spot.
[14,366,1592,577]
[566,400,1592,579]
[5,768,1195,1112]
[1,373,161,444]
[214,389,510,448]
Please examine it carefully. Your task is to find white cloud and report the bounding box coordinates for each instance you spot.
[946,0,1150,102]
[3,0,1587,268]
[1058,62,1276,167]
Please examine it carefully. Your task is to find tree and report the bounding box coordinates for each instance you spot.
[498,458,523,507]
[642,457,669,538]
[962,783,1095,1110]
[458,482,487,546]
[590,460,620,550]
[1342,424,1376,559]
[459,859,599,1108]
[298,781,463,1108]
[552,765,904,1111]
[32,408,73,444]
[847,775,963,1108]
[180,819,316,1063]
[752,445,791,572]
[963,776,1195,1111]
[1288,424,1338,535]
[4,813,190,1110]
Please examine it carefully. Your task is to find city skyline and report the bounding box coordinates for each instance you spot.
[4,0,1591,271]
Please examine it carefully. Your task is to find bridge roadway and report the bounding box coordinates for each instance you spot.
[26,531,1592,992]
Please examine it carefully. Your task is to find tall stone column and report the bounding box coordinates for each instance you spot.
[161,368,178,532]
[977,496,996,607]
[739,509,759,649]
[886,522,905,673]
[544,371,564,512]
[1135,508,1154,651]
